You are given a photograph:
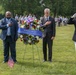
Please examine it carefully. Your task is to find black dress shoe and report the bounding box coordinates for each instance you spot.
[43,60,47,62]
[14,60,17,63]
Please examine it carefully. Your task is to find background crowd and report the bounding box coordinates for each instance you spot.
[14,14,68,27]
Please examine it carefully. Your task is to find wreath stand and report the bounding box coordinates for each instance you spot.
[18,43,42,75]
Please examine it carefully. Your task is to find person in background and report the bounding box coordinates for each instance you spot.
[28,14,32,19]
[58,16,62,27]
[32,15,37,20]
[63,17,68,26]
[68,13,76,50]
[15,14,19,22]
[41,8,56,62]
[19,15,22,24]
[0,11,18,63]
[55,17,58,26]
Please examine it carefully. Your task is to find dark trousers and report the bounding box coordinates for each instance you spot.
[3,36,16,62]
[43,34,53,61]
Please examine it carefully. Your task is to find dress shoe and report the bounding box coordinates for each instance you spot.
[14,60,17,63]
[43,60,47,62]
[2,61,8,63]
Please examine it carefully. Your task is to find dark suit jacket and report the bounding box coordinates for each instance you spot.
[0,18,18,41]
[68,18,76,41]
[41,16,56,38]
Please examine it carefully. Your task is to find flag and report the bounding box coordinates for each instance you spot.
[8,57,14,68]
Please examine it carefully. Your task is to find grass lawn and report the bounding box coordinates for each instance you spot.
[0,25,76,75]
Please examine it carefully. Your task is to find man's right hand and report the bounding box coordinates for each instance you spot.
[7,23,13,27]
[8,23,13,27]
[44,21,51,26]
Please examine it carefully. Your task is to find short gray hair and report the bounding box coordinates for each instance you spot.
[44,8,50,13]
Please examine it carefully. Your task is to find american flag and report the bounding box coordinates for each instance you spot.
[8,57,14,68]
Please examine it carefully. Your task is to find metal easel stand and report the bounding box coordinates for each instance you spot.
[31,44,41,67]
[20,44,27,74]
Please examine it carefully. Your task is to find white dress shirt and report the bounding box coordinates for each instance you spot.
[6,18,11,36]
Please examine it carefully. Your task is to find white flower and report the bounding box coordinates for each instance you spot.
[21,25,25,28]
[20,35,23,38]
[28,40,31,43]
[37,25,40,29]
[38,20,41,24]
[36,36,39,40]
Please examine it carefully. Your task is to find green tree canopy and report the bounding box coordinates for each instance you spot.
[0,0,76,17]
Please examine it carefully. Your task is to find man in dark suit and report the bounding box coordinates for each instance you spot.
[41,8,56,62]
[0,11,18,63]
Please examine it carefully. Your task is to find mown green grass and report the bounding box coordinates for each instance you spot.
[0,25,76,75]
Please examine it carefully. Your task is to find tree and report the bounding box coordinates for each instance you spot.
[0,0,75,17]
